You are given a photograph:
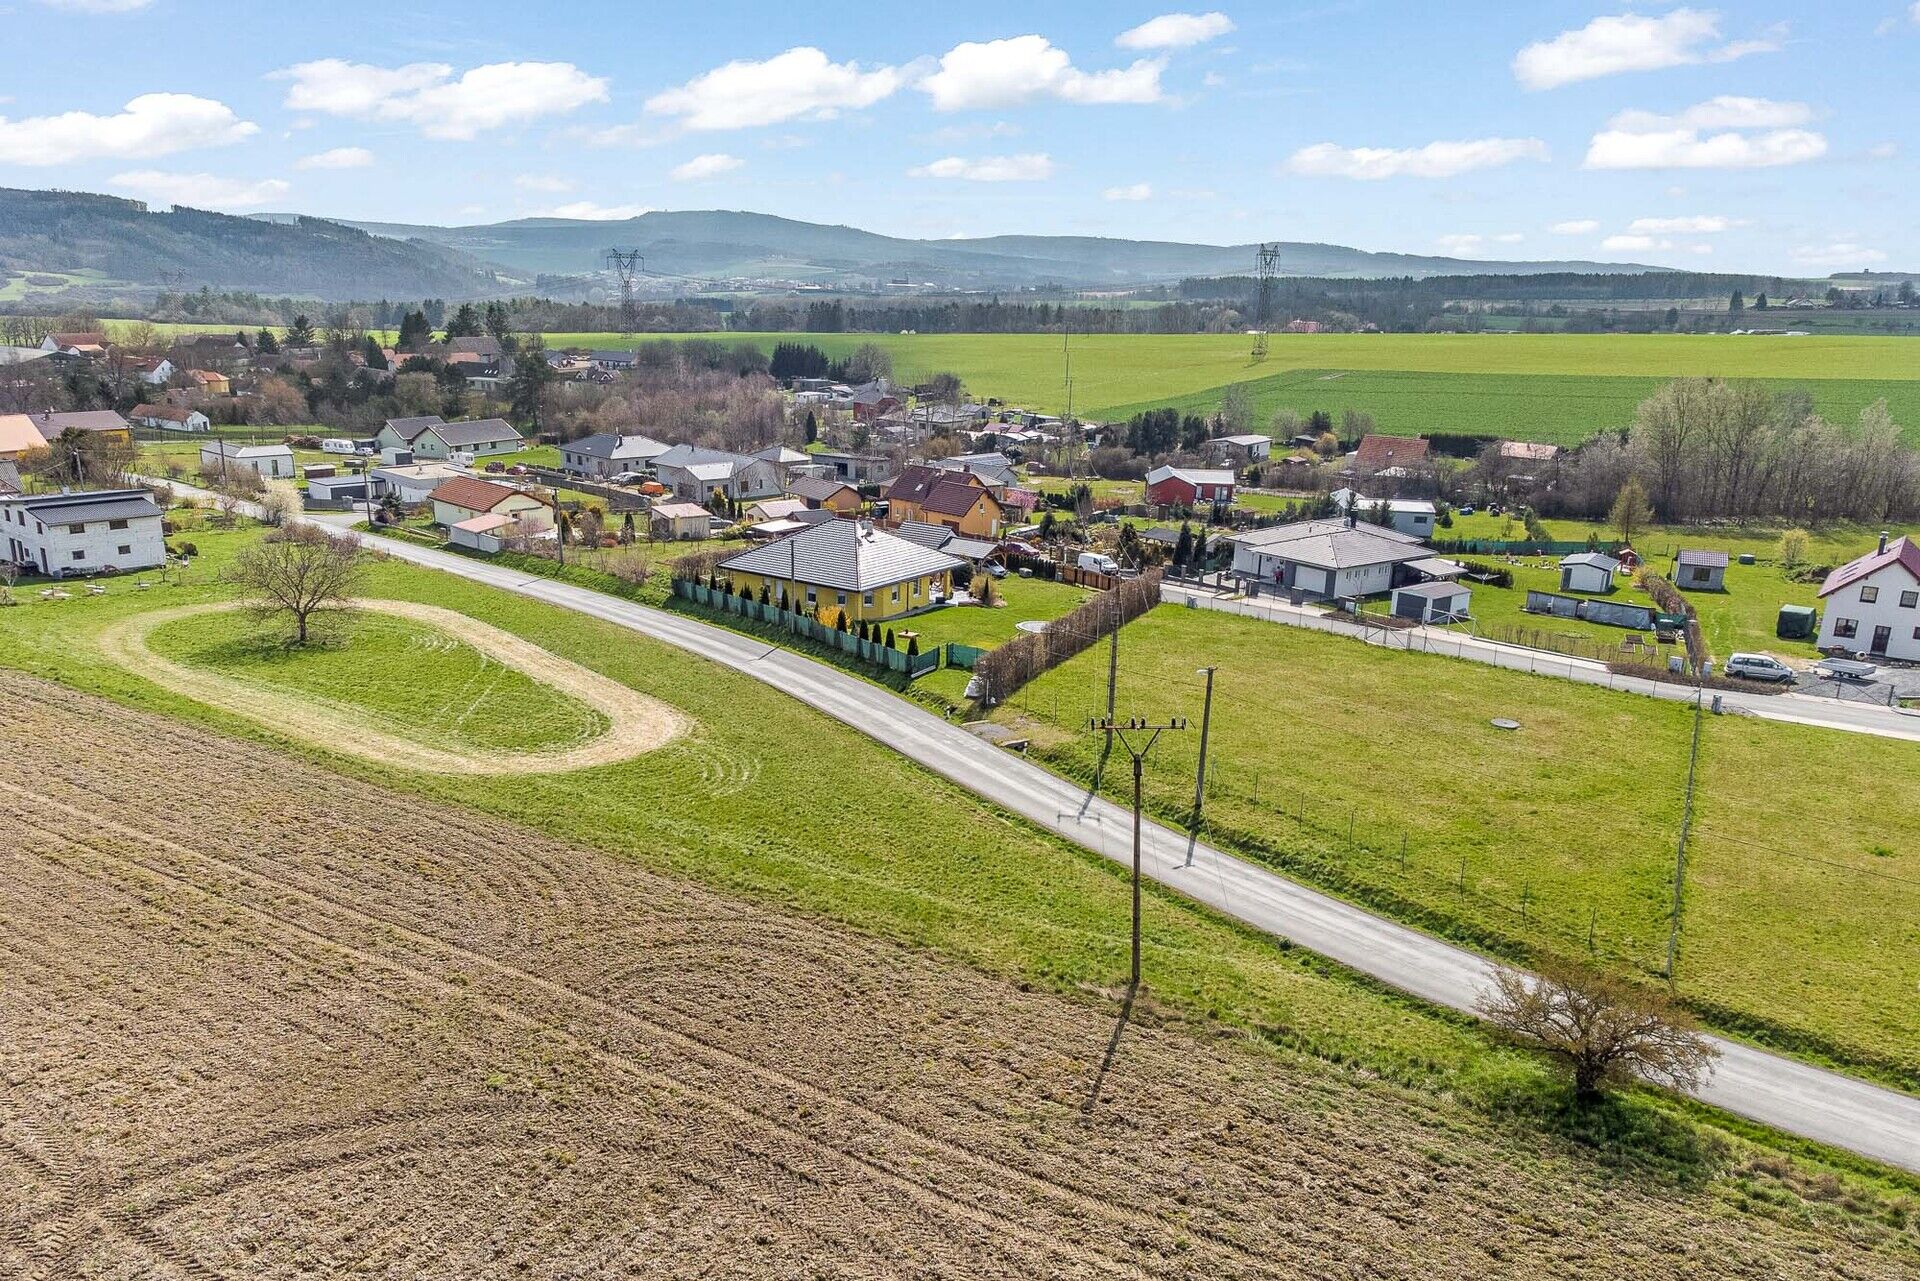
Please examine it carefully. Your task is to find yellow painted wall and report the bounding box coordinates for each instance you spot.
[722,568,952,621]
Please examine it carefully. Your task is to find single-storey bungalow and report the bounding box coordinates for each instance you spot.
[649,500,716,541]
[200,440,295,479]
[786,473,862,513]
[305,473,369,508]
[719,518,962,623]
[1816,533,1920,661]
[1205,433,1273,465]
[1227,517,1432,601]
[370,462,466,505]
[1145,465,1237,507]
[426,476,550,529]
[1674,548,1729,592]
[0,487,167,578]
[745,497,810,523]
[590,349,636,371]
[25,409,132,445]
[1390,580,1473,624]
[560,432,670,478]
[378,415,524,460]
[131,403,211,433]
[1558,552,1620,595]
[652,444,783,501]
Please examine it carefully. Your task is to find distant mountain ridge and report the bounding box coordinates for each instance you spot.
[0,188,513,301]
[330,208,1663,285]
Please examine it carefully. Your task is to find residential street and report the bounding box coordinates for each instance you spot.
[322,520,1920,1173]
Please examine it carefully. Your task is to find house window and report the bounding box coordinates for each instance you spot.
[891,587,900,603]
[1834,618,1859,639]
[1902,590,1918,608]
[67,523,85,534]
[805,588,817,605]
[836,593,847,606]
[109,518,128,530]
[863,592,875,607]
[910,581,920,596]
[1860,585,1879,603]
[117,544,131,556]
[70,549,84,561]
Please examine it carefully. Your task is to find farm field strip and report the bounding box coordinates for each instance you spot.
[13,677,1909,1277]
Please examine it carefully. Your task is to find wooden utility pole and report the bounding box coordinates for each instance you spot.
[1088,715,1187,992]
[1188,666,1216,863]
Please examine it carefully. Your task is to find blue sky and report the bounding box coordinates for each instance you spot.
[3,1,1916,275]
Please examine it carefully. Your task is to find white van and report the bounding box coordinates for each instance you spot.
[1077,551,1120,575]
[321,438,356,455]
[448,450,476,468]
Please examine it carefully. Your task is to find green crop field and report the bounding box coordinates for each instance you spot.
[988,604,1920,1087]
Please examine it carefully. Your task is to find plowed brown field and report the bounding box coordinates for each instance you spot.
[0,674,1909,1279]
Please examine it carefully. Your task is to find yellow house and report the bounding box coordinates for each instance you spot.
[189,369,231,395]
[718,518,961,622]
[426,475,551,529]
[881,465,1004,539]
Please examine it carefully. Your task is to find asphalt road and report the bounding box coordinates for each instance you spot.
[1166,583,1920,743]
[328,525,1920,1173]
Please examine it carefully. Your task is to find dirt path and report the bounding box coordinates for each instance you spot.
[95,598,687,774]
[1,675,1912,1279]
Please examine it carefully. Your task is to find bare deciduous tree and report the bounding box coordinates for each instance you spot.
[1477,962,1718,1102]
[222,525,366,645]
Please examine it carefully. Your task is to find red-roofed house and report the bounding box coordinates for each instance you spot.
[427,476,551,530]
[1353,434,1428,474]
[1817,533,1920,660]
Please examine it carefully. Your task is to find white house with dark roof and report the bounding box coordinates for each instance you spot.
[1,487,166,577]
[718,518,961,622]
[1226,517,1436,601]
[560,432,670,478]
[652,444,782,501]
[199,440,295,479]
[1817,533,1920,661]
[377,415,523,460]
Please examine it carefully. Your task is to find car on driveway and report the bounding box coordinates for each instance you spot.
[1725,652,1796,684]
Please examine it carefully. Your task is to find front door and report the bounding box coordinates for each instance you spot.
[1871,625,1892,655]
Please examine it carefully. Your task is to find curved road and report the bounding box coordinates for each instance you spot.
[312,525,1920,1173]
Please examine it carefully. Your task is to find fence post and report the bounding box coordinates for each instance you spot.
[1587,904,1597,954]
[1457,857,1467,892]
[1399,832,1407,870]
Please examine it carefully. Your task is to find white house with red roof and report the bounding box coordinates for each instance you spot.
[1816,533,1920,661]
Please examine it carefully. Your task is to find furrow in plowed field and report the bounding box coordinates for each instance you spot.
[0,673,1909,1279]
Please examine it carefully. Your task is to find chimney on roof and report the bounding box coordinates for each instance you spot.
[1346,510,1357,530]
[1880,531,1890,554]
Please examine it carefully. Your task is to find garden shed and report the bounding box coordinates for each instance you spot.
[1390,581,1472,624]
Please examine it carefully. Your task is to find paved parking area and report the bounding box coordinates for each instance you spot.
[1790,662,1920,707]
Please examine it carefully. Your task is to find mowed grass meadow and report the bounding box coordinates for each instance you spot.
[991,604,1920,1086]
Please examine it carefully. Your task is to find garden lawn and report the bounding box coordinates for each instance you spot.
[144,606,608,754]
[987,603,1920,1086]
[896,574,1093,650]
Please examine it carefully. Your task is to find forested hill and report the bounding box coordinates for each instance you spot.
[0,188,512,301]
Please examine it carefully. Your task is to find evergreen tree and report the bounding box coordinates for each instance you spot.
[285,314,316,347]
[507,339,555,432]
[361,336,388,371]
[804,409,818,445]
[396,309,431,350]
[1729,289,1745,315]
[1174,521,1194,568]
[255,328,279,354]
[444,303,482,338]
[483,302,511,341]
[885,628,896,648]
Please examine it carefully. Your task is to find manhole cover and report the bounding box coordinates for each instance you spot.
[1490,718,1521,731]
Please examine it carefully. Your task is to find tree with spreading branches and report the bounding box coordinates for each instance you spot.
[222,524,366,646]
[1477,961,1717,1102]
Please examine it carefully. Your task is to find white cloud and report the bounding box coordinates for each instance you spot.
[1792,242,1888,269]
[1549,218,1600,234]
[540,201,651,220]
[295,146,373,170]
[645,47,902,130]
[1116,12,1235,50]
[108,170,290,212]
[35,0,153,10]
[925,120,1022,143]
[513,173,574,192]
[670,152,743,181]
[1869,141,1900,159]
[275,59,607,140]
[1601,234,1661,251]
[1585,99,1826,169]
[1286,136,1549,180]
[1626,214,1741,234]
[919,36,1164,111]
[0,93,256,166]
[1103,182,1153,201]
[907,153,1055,182]
[1513,9,1779,90]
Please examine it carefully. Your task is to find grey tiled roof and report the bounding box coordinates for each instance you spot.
[1229,518,1427,571]
[6,488,163,524]
[565,432,668,461]
[430,418,522,447]
[384,415,446,440]
[720,520,961,592]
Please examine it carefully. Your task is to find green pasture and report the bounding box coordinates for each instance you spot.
[990,604,1920,1086]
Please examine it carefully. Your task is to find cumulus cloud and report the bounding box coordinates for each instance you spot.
[109,170,290,211]
[670,152,743,181]
[0,93,256,165]
[645,47,902,130]
[1585,97,1826,169]
[541,201,651,220]
[1286,136,1549,180]
[1116,12,1235,49]
[1513,9,1780,90]
[919,36,1164,111]
[1792,242,1887,269]
[295,146,373,170]
[275,59,607,140]
[1103,182,1153,201]
[907,153,1055,181]
[1549,218,1600,234]
[1626,214,1741,233]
